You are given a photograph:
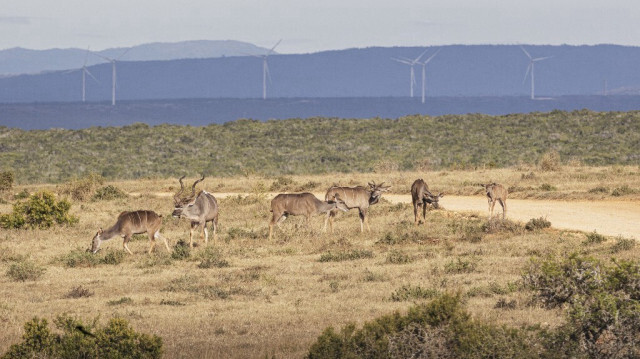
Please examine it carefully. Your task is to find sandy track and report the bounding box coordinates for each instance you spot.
[384,194,640,239]
[141,192,639,239]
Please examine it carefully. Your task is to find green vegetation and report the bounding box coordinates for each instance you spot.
[2,110,639,183]
[6,260,46,282]
[1,315,162,359]
[0,190,77,229]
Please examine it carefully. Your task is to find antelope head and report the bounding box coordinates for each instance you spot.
[424,192,444,209]
[89,228,104,254]
[329,193,349,212]
[367,181,392,205]
[172,175,204,218]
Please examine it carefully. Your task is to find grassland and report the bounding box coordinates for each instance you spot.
[1,109,639,184]
[0,167,639,358]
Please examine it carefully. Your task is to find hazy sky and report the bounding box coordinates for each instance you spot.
[2,0,639,53]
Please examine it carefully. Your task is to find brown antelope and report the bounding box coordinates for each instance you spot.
[90,210,170,254]
[323,181,391,232]
[269,192,348,240]
[411,179,444,225]
[485,183,508,219]
[172,175,219,248]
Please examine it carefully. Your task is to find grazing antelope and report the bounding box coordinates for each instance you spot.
[485,183,508,219]
[269,192,348,240]
[90,210,170,254]
[172,175,219,248]
[411,179,444,225]
[323,181,391,232]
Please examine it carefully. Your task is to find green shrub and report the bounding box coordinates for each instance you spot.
[612,184,635,196]
[171,240,191,260]
[539,183,557,191]
[588,186,609,194]
[319,249,374,262]
[101,248,126,265]
[444,258,477,274]
[385,250,413,264]
[584,231,607,245]
[196,246,230,268]
[481,218,522,234]
[0,171,13,192]
[391,285,440,302]
[58,173,104,201]
[92,185,128,201]
[525,217,551,231]
[107,297,134,306]
[269,176,295,191]
[64,286,94,299]
[1,315,163,359]
[6,260,45,281]
[611,236,636,253]
[0,191,78,229]
[60,249,101,268]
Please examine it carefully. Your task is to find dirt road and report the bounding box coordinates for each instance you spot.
[147,192,639,239]
[384,194,639,239]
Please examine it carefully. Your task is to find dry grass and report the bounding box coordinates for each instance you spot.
[0,166,639,358]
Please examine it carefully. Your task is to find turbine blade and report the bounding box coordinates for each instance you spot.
[533,56,553,62]
[520,45,532,59]
[91,51,112,62]
[265,61,272,84]
[85,68,99,83]
[391,57,412,65]
[523,63,531,84]
[413,48,430,63]
[116,47,131,60]
[423,48,441,64]
[83,46,91,66]
[267,39,282,56]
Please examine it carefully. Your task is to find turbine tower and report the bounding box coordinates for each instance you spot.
[66,47,99,102]
[392,48,429,98]
[93,49,130,106]
[420,49,440,104]
[521,46,552,100]
[254,40,281,100]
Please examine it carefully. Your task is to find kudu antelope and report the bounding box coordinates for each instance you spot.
[172,175,219,248]
[485,183,508,219]
[411,179,444,225]
[323,181,391,232]
[90,210,170,255]
[269,192,348,240]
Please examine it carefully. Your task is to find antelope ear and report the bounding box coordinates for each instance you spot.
[439,192,445,198]
[98,228,103,234]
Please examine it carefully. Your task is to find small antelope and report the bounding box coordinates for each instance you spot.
[91,210,170,254]
[323,181,391,233]
[172,175,219,248]
[411,179,444,225]
[485,183,508,219]
[269,192,348,240]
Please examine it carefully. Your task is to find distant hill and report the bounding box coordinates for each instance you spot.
[0,40,273,75]
[1,45,640,104]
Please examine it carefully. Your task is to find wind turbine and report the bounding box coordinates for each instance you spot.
[92,48,130,106]
[419,49,440,104]
[66,47,99,102]
[392,48,429,98]
[521,46,552,100]
[253,40,281,100]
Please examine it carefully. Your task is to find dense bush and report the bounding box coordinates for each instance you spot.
[525,217,551,231]
[1,315,163,358]
[539,150,561,171]
[92,185,128,201]
[0,171,13,192]
[306,293,539,359]
[0,190,77,229]
[58,173,104,201]
[319,250,374,262]
[6,260,46,281]
[3,111,639,183]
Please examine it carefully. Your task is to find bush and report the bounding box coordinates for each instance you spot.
[481,218,522,234]
[0,191,78,229]
[64,286,94,299]
[171,240,191,260]
[539,150,561,171]
[539,183,556,191]
[588,186,609,194]
[58,173,104,201]
[584,231,607,245]
[444,258,477,274]
[385,250,413,264]
[60,249,101,268]
[525,217,551,231]
[196,246,230,268]
[319,250,374,262]
[612,184,635,196]
[0,171,13,192]
[391,285,440,302]
[1,315,163,359]
[92,185,128,201]
[611,236,636,253]
[6,260,46,281]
